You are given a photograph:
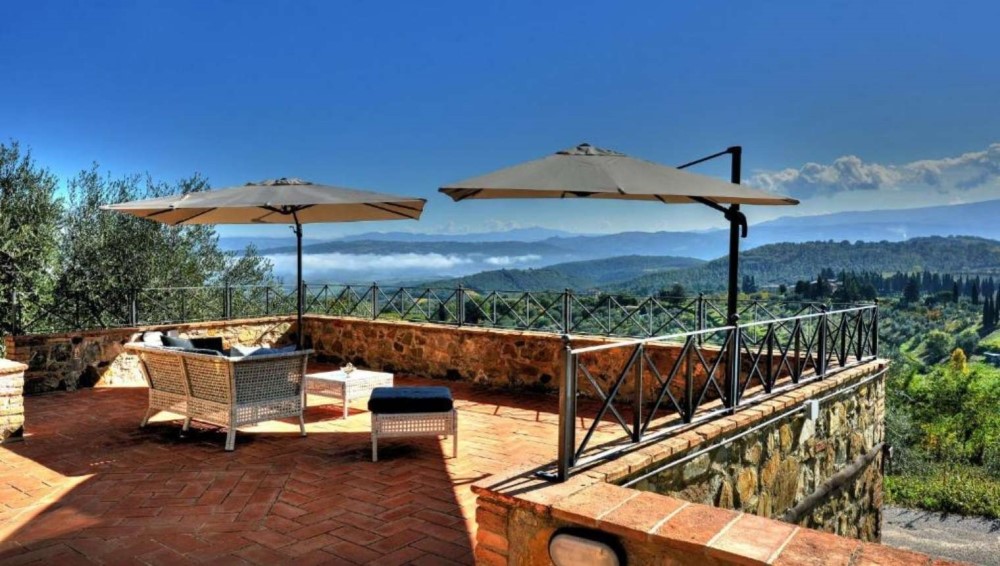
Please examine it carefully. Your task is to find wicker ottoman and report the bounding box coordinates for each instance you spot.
[368,387,457,462]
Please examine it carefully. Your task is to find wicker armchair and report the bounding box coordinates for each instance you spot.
[127,344,311,450]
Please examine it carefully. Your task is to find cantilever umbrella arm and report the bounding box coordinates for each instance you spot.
[676,145,746,324]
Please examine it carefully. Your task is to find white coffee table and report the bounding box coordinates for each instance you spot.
[305,369,394,419]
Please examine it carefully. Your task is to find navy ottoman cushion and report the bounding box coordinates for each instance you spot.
[368,386,454,414]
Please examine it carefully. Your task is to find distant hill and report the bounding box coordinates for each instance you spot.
[421,255,705,291]
[219,236,322,251]
[244,199,1000,262]
[612,236,1000,294]
[338,227,579,243]
[261,239,571,259]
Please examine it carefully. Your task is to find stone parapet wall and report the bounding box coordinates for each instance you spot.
[4,317,294,393]
[471,360,932,566]
[0,359,27,443]
[7,314,793,400]
[627,367,886,540]
[303,315,719,400]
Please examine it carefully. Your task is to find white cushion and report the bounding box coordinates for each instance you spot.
[229,344,261,357]
[141,331,164,346]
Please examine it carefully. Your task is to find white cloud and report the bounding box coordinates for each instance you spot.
[269,252,472,273]
[265,252,547,282]
[750,143,1000,199]
[483,254,542,266]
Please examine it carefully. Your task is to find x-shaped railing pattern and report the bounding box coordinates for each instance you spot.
[548,304,879,481]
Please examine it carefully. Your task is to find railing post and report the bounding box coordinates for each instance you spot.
[633,344,643,442]
[793,321,801,382]
[696,293,705,346]
[872,300,879,357]
[765,323,774,392]
[457,285,465,327]
[727,319,741,412]
[265,287,271,316]
[562,288,572,334]
[684,338,694,422]
[839,309,848,366]
[557,335,577,481]
[817,305,828,377]
[371,282,379,320]
[130,290,138,326]
[855,308,864,361]
[223,281,232,320]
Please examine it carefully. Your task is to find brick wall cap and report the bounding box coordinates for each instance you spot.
[9,315,296,342]
[0,359,27,375]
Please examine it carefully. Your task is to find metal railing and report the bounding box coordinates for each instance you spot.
[548,303,879,481]
[3,282,839,339]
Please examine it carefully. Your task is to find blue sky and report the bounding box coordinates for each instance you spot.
[3,1,1000,238]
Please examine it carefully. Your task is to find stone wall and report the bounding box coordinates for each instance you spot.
[4,317,294,393]
[0,359,26,443]
[625,368,886,541]
[302,315,712,399]
[6,314,793,400]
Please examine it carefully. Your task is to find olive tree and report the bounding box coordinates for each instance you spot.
[0,141,62,335]
[54,166,273,326]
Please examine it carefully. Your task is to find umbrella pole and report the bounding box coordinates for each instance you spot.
[726,147,743,326]
[295,219,304,350]
[726,204,740,325]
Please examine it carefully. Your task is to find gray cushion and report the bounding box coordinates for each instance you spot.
[180,348,224,357]
[367,387,453,414]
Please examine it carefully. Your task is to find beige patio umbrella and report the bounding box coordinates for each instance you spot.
[102,177,426,348]
[440,143,798,325]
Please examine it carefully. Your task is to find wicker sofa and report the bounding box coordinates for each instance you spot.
[126,344,311,450]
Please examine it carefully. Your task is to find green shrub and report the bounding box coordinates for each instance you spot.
[984,442,1000,477]
[886,464,1000,519]
[922,329,954,363]
[955,328,980,355]
[979,329,1000,353]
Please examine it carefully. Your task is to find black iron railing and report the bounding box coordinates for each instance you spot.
[547,303,879,481]
[3,282,841,339]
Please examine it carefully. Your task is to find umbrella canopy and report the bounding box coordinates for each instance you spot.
[103,178,425,225]
[440,143,798,329]
[440,143,798,206]
[103,178,426,348]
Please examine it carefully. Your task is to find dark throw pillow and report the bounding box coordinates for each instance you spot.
[190,336,225,353]
[161,335,195,349]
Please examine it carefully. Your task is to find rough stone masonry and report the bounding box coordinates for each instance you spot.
[0,358,27,443]
[627,368,885,541]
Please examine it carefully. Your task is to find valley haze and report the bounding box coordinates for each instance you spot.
[225,198,1000,284]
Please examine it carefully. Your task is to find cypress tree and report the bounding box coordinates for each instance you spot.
[995,290,1000,327]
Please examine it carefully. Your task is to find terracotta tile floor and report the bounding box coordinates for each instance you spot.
[0,368,621,565]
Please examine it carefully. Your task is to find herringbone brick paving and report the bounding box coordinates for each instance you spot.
[0,369,620,565]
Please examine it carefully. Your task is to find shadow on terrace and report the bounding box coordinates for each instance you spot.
[0,367,628,565]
